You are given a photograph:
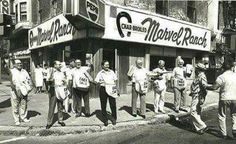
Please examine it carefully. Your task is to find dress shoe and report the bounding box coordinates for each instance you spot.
[58,122,66,127]
[174,109,179,113]
[104,121,108,126]
[140,115,146,119]
[132,114,137,117]
[111,118,117,125]
[196,126,208,135]
[22,118,30,123]
[15,121,20,126]
[84,113,90,117]
[46,124,52,129]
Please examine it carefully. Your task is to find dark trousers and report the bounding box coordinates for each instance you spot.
[99,86,117,122]
[47,86,64,125]
[73,88,90,115]
[43,79,49,91]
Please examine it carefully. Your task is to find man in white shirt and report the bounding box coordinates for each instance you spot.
[207,57,236,139]
[72,59,93,117]
[46,61,66,129]
[10,59,31,125]
[131,59,149,119]
[172,57,187,113]
[34,64,44,93]
[95,60,118,126]
[152,60,167,114]
[43,64,50,92]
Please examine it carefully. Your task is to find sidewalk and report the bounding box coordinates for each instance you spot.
[0,81,219,136]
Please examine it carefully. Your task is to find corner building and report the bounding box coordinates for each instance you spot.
[28,0,212,94]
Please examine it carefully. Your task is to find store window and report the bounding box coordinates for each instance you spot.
[156,0,168,16]
[20,2,27,21]
[187,1,196,23]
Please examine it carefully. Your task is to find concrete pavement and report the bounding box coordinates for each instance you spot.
[0,80,219,136]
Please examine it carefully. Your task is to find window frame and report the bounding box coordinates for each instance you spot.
[19,2,27,22]
[187,1,196,23]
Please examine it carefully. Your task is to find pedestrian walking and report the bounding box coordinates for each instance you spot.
[72,59,93,117]
[172,56,188,113]
[46,61,69,129]
[207,57,236,139]
[35,64,44,93]
[131,59,150,119]
[10,59,32,125]
[95,60,119,126]
[152,60,167,114]
[189,62,208,135]
[43,64,50,92]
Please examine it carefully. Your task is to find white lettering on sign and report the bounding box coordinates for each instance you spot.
[0,0,9,14]
[29,14,78,50]
[103,7,211,51]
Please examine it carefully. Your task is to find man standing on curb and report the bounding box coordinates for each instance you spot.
[131,59,149,119]
[207,57,236,139]
[152,60,167,114]
[46,61,66,129]
[72,59,93,117]
[10,59,31,126]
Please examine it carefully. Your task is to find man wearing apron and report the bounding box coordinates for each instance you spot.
[152,60,167,114]
[172,57,187,113]
[95,60,118,126]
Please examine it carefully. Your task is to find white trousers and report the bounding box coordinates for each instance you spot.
[154,88,166,113]
[190,95,206,131]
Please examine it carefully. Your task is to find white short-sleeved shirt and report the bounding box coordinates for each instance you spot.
[53,70,66,86]
[132,68,148,83]
[172,67,185,79]
[11,68,31,89]
[71,67,91,88]
[216,70,236,100]
[95,69,117,86]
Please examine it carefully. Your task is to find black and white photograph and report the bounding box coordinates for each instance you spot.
[0,0,236,143]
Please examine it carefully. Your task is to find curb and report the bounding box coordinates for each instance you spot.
[0,103,218,136]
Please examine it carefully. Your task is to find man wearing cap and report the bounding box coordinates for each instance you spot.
[10,59,31,125]
[207,57,236,139]
[172,56,187,113]
[152,60,167,114]
[190,62,208,134]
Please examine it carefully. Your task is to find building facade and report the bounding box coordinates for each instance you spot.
[6,0,235,94]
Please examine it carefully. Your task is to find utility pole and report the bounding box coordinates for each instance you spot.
[0,55,2,84]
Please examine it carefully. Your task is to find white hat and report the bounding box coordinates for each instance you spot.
[14,59,21,64]
[195,63,206,70]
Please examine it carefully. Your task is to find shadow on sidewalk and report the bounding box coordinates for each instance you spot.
[164,102,175,111]
[27,110,41,119]
[0,98,11,108]
[168,116,193,133]
[119,106,132,116]
[51,112,71,125]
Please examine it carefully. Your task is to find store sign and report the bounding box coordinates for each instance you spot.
[29,14,78,49]
[76,0,105,27]
[0,0,9,14]
[103,7,211,51]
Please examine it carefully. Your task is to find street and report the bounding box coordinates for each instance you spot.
[1,108,235,144]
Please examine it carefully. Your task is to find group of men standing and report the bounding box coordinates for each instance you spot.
[9,56,236,139]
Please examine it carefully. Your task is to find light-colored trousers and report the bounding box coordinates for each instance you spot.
[132,85,146,115]
[10,90,28,123]
[154,88,166,113]
[173,88,187,110]
[190,95,206,131]
[218,100,236,136]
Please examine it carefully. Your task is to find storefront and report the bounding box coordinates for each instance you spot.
[29,1,211,94]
